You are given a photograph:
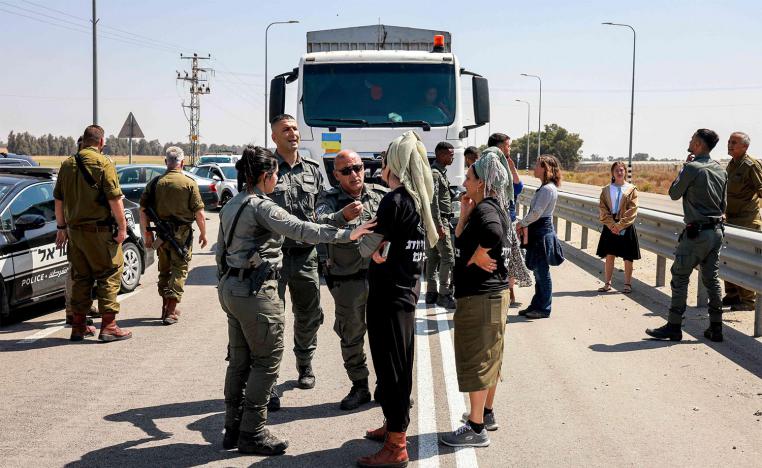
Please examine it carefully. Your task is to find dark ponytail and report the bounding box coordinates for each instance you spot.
[236,146,277,190]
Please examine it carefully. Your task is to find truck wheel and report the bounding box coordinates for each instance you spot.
[120,241,143,293]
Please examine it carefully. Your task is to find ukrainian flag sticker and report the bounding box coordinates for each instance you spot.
[321,133,341,154]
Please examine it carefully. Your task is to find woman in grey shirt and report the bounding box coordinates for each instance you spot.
[516,155,564,318]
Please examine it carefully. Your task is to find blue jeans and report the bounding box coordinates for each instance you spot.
[529,259,552,315]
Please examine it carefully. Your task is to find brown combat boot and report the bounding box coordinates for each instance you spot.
[98,313,132,342]
[160,297,168,320]
[357,431,408,467]
[365,422,387,442]
[163,298,179,325]
[69,312,96,341]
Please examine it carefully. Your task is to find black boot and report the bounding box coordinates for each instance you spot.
[436,293,456,309]
[238,429,288,456]
[425,291,438,304]
[704,322,724,342]
[297,364,315,389]
[340,378,371,411]
[645,322,682,341]
[267,385,281,412]
[223,406,242,449]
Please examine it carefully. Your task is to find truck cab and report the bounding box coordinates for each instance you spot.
[269,24,490,189]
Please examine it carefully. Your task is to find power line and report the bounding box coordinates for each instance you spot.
[177,53,213,164]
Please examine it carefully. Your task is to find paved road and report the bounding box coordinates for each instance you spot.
[1,212,761,467]
[519,175,684,216]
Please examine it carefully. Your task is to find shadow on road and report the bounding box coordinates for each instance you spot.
[561,241,762,379]
[185,265,219,286]
[589,338,700,353]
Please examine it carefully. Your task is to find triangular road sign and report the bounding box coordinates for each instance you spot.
[118,112,145,139]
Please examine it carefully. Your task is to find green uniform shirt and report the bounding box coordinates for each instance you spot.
[53,146,122,225]
[668,153,728,225]
[216,189,352,270]
[315,183,387,276]
[139,169,204,223]
[270,151,325,249]
[725,153,762,225]
[430,161,452,226]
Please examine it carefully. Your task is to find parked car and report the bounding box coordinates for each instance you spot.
[0,167,154,326]
[116,164,219,210]
[196,154,241,166]
[0,158,34,167]
[0,152,40,166]
[187,163,239,207]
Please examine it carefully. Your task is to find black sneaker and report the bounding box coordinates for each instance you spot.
[238,429,288,456]
[704,323,724,342]
[645,323,682,341]
[525,310,550,319]
[267,386,281,412]
[517,307,533,317]
[425,291,438,304]
[297,365,315,389]
[436,293,456,309]
[340,382,371,411]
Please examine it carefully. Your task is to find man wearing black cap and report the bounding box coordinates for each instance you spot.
[646,129,728,342]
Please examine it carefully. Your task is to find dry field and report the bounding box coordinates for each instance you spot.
[565,168,682,195]
[33,155,166,168]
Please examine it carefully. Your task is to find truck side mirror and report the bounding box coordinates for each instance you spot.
[472,76,490,126]
[269,76,287,123]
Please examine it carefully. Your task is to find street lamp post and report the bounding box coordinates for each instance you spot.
[603,22,636,182]
[515,99,531,171]
[265,20,299,145]
[520,73,542,163]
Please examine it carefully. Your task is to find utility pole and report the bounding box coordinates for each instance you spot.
[177,53,212,165]
[91,0,98,124]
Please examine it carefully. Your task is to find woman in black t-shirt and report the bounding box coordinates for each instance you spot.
[440,152,511,448]
[357,131,437,467]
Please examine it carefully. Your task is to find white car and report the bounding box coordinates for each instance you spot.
[196,154,241,165]
[188,163,239,207]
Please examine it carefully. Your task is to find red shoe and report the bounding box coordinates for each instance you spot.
[365,423,387,442]
[163,298,179,325]
[69,313,96,341]
[357,431,408,467]
[98,313,132,342]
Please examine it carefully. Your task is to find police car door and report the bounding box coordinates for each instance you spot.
[2,182,66,304]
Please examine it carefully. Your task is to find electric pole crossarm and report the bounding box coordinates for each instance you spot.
[177,53,213,165]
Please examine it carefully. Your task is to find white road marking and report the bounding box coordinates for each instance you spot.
[17,320,65,344]
[415,297,441,468]
[17,287,144,343]
[434,303,479,468]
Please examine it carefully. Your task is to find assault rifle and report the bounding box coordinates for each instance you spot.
[145,206,191,260]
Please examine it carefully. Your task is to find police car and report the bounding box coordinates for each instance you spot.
[0,167,154,325]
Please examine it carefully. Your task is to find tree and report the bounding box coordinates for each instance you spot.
[632,152,649,161]
[509,123,583,170]
[588,153,604,161]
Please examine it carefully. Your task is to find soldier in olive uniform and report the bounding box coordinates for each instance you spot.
[315,150,386,410]
[647,129,728,342]
[217,146,374,455]
[54,125,132,342]
[268,114,325,390]
[425,142,456,309]
[722,132,762,311]
[139,147,208,325]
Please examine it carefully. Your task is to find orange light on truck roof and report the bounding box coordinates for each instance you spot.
[433,35,445,47]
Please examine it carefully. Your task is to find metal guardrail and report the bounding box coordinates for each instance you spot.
[517,185,762,337]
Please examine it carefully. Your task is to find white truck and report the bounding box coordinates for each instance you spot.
[268,24,490,189]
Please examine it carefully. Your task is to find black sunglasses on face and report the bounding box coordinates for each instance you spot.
[337,164,364,176]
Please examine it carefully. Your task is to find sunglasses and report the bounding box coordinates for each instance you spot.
[337,164,364,176]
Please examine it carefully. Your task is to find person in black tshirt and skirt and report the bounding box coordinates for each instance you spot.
[357,131,438,468]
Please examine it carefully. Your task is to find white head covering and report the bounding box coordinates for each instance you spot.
[385,131,438,248]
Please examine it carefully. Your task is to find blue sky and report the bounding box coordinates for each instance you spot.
[3,0,762,159]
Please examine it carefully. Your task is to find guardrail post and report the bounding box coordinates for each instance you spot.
[656,255,666,287]
[696,268,708,308]
[553,216,558,231]
[581,227,589,249]
[755,300,761,338]
[564,220,572,241]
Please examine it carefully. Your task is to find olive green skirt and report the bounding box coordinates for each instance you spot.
[453,289,509,392]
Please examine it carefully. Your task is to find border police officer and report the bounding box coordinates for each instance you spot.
[54,125,132,342]
[646,129,728,342]
[269,114,325,390]
[722,132,762,311]
[316,149,386,410]
[139,146,208,325]
[217,146,374,455]
[425,141,456,309]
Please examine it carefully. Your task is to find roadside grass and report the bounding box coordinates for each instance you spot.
[563,167,681,195]
[33,155,166,168]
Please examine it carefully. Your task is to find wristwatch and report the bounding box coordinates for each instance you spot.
[56,224,67,230]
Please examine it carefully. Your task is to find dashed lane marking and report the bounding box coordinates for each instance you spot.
[415,297,441,468]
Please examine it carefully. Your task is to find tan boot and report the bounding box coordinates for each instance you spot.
[357,431,408,467]
[69,312,96,341]
[163,298,179,325]
[98,313,132,342]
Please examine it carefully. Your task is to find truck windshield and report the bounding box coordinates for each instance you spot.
[303,62,456,127]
